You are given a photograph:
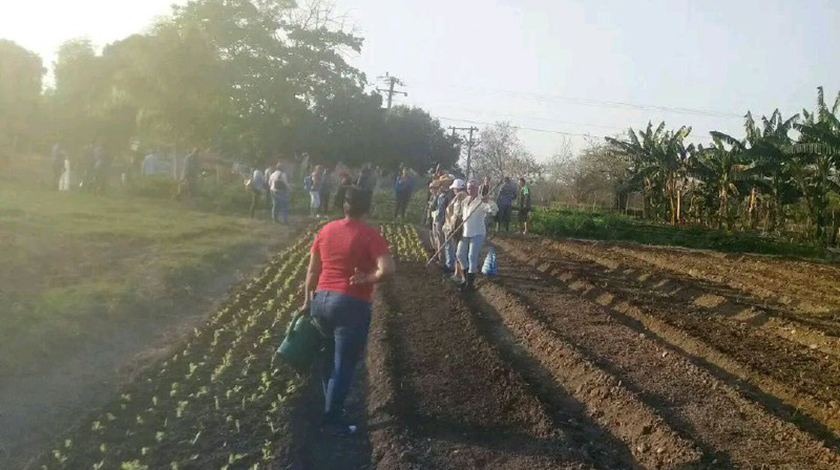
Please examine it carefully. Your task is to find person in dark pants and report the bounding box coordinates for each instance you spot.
[393,168,413,219]
[334,172,353,213]
[304,187,396,434]
[496,177,518,232]
[320,168,333,215]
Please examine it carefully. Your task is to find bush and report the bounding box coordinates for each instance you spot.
[531,206,833,260]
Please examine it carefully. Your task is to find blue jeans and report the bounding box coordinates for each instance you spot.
[271,190,289,224]
[310,290,371,418]
[444,238,456,271]
[457,234,486,274]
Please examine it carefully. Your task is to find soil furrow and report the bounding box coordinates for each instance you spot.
[536,238,840,360]
[494,238,840,455]
[367,262,638,470]
[479,247,840,469]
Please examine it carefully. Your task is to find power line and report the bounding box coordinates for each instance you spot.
[437,116,715,142]
[412,82,744,119]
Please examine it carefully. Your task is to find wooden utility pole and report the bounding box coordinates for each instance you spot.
[449,126,479,178]
[376,72,407,109]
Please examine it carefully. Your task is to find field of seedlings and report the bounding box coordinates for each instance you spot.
[29,223,840,470]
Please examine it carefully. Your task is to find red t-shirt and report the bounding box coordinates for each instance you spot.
[311,219,391,301]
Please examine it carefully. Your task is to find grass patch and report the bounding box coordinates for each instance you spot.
[531,206,835,260]
[0,180,291,375]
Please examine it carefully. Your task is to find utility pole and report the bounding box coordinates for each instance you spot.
[376,72,407,109]
[449,126,479,178]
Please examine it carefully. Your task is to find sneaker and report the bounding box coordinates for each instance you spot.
[450,274,463,284]
[321,414,358,436]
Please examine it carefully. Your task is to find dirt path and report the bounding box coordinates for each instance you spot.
[477,245,840,469]
[0,227,297,470]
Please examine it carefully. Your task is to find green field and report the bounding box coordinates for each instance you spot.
[0,180,294,376]
[530,206,835,260]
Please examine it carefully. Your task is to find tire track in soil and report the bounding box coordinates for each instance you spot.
[367,262,652,470]
[477,247,840,469]
[494,238,840,458]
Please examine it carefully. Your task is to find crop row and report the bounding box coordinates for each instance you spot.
[39,227,321,470]
[380,223,426,263]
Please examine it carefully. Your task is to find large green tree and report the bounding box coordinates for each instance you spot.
[0,39,45,156]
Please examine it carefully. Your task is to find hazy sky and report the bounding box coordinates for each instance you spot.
[3,0,839,159]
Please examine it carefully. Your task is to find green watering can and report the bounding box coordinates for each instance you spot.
[277,308,323,373]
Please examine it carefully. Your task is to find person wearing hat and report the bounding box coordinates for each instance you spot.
[457,179,498,290]
[432,176,455,270]
[443,178,468,283]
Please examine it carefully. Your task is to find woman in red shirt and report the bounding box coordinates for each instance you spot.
[304,187,396,434]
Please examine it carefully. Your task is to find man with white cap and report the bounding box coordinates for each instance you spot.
[457,179,498,290]
[443,178,468,282]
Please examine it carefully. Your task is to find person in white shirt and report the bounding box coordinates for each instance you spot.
[268,163,291,224]
[249,167,267,219]
[457,179,498,291]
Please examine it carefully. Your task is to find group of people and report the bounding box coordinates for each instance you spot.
[298,170,533,437]
[426,173,533,291]
[52,141,113,195]
[247,162,376,224]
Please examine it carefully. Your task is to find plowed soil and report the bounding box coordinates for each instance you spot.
[290,231,840,470]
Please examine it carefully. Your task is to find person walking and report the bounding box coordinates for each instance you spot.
[518,178,532,235]
[457,180,498,291]
[334,172,353,213]
[432,177,455,271]
[304,165,323,217]
[51,142,66,190]
[177,147,199,201]
[496,177,518,233]
[269,163,290,224]
[248,166,267,219]
[320,167,334,215]
[394,168,414,220]
[304,187,396,434]
[443,179,468,284]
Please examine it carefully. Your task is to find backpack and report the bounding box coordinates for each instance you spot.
[272,173,288,192]
[303,174,313,191]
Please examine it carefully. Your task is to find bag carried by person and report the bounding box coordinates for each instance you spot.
[277,308,323,373]
[303,174,314,191]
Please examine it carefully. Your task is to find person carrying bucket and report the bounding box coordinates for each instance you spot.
[304,187,396,435]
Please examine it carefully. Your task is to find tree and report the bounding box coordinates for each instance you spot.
[0,39,45,156]
[471,122,542,182]
[787,87,840,243]
[692,133,749,230]
[606,122,694,224]
[544,137,629,208]
[379,106,459,172]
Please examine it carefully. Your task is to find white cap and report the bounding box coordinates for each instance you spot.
[450,178,466,190]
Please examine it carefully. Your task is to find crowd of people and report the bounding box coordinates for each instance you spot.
[425,172,532,291]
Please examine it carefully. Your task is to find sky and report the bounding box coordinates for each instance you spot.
[3,0,840,160]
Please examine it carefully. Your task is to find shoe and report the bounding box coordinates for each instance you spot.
[459,273,476,291]
[450,274,463,284]
[321,413,358,436]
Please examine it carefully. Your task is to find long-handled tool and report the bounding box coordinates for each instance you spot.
[425,181,503,267]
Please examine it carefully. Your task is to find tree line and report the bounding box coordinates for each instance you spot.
[603,87,840,245]
[0,0,460,173]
